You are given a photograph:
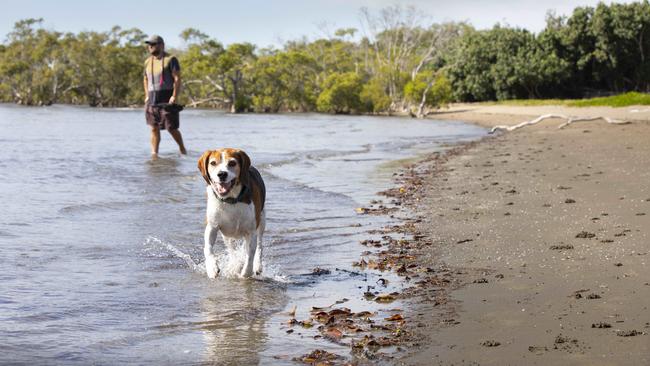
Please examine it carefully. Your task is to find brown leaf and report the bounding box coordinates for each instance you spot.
[354,311,374,318]
[328,308,351,317]
[324,327,343,341]
[297,349,341,364]
[375,293,397,303]
[385,314,404,321]
[311,311,330,323]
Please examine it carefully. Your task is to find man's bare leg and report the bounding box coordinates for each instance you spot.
[168,129,187,155]
[150,126,161,158]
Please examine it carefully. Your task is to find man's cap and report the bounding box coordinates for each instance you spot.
[145,35,164,45]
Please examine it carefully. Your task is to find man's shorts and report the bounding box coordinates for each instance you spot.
[145,105,180,130]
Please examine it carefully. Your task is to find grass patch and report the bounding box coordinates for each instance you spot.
[481,92,650,108]
[482,99,569,106]
[566,92,650,107]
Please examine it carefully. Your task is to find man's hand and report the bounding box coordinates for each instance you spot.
[144,96,149,104]
[169,96,176,104]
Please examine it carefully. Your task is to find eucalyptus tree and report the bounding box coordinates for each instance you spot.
[590,1,650,92]
[250,50,320,112]
[359,5,422,110]
[218,43,256,112]
[316,72,365,113]
[178,28,226,107]
[180,31,256,112]
[359,6,463,113]
[404,22,470,117]
[65,30,142,106]
[0,18,68,105]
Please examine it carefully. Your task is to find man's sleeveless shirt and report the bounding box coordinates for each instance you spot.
[144,53,180,105]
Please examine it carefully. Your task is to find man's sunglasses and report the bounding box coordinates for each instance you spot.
[147,43,159,47]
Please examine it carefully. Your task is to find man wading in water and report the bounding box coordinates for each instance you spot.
[143,35,187,158]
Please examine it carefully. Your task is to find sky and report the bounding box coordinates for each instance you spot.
[0,0,638,48]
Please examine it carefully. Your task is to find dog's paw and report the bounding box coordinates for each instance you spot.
[205,259,220,279]
[239,267,253,278]
[253,256,262,276]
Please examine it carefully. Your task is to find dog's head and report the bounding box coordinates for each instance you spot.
[198,148,251,197]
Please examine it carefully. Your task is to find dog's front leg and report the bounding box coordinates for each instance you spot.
[253,226,264,275]
[204,225,220,278]
[240,233,257,278]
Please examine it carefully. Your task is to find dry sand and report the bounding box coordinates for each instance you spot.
[400,104,650,365]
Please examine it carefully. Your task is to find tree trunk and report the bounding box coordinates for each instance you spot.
[229,70,242,113]
[416,80,434,118]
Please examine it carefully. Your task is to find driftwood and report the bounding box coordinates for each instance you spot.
[186,97,227,108]
[490,114,630,134]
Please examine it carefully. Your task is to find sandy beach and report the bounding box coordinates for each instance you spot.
[393,104,650,365]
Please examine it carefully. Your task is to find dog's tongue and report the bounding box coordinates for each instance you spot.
[217,181,232,194]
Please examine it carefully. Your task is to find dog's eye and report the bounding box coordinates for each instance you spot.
[210,161,217,166]
[228,160,237,167]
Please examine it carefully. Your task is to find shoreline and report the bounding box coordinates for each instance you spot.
[7,101,650,122]
[391,105,650,364]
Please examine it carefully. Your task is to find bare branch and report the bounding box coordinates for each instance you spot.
[490,114,631,133]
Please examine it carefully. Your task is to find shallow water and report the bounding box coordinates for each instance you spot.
[0,104,485,364]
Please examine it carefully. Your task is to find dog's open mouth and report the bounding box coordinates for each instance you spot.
[213,180,234,196]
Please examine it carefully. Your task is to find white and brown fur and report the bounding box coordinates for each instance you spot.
[198,148,266,278]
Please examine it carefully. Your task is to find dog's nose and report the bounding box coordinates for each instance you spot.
[217,171,228,181]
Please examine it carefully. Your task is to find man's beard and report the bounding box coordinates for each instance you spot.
[150,49,161,57]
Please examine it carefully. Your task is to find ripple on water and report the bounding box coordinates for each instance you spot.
[0,106,486,364]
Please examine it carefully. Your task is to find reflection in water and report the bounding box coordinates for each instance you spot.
[199,280,286,365]
[146,155,181,171]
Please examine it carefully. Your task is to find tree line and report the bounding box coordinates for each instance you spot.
[1,2,649,116]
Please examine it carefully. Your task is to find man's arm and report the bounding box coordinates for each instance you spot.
[143,74,149,104]
[170,69,181,104]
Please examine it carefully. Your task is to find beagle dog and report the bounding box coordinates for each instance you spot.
[198,148,266,278]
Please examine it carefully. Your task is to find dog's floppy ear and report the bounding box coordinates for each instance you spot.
[235,149,251,187]
[197,150,213,185]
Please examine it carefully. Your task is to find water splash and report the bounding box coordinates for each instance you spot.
[143,236,202,273]
[143,236,290,282]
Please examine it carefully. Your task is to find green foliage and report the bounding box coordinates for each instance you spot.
[448,26,570,101]
[404,71,452,108]
[316,72,364,113]
[0,19,145,106]
[360,77,392,113]
[2,2,650,111]
[567,92,650,107]
[482,98,570,106]
[485,92,650,107]
[251,50,319,112]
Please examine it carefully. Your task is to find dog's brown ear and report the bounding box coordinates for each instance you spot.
[197,150,213,185]
[235,149,251,187]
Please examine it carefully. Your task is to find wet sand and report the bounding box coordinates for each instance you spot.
[398,105,650,365]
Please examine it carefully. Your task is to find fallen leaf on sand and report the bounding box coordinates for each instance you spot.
[328,308,351,316]
[385,314,404,321]
[375,293,397,303]
[324,327,343,341]
[617,329,643,337]
[295,349,341,364]
[481,340,501,347]
[300,320,313,328]
[354,311,374,318]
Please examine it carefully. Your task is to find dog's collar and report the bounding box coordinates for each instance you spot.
[210,181,249,205]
